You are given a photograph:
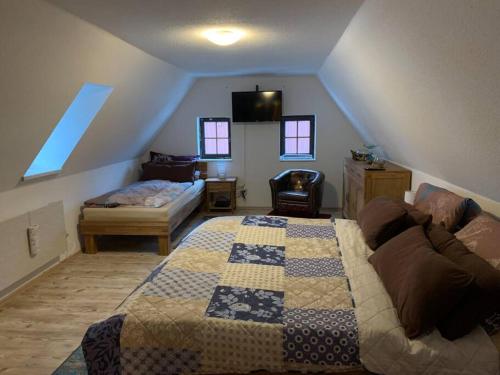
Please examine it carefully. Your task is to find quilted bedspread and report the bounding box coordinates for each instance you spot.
[82,216,362,374]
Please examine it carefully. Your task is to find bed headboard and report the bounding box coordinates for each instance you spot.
[196,161,208,179]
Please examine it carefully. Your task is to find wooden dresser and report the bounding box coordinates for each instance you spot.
[342,158,411,220]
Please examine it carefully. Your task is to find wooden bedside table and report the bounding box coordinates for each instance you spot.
[206,177,237,213]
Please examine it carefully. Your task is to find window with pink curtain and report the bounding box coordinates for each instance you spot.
[199,118,231,159]
[280,115,315,160]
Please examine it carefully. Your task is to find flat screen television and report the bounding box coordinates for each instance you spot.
[232,91,282,122]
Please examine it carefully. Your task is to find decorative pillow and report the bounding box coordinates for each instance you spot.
[150,151,172,163]
[427,224,500,340]
[170,154,199,162]
[357,197,408,250]
[414,183,467,232]
[141,162,195,183]
[458,199,482,228]
[401,201,432,228]
[456,213,500,270]
[369,226,474,339]
[149,151,199,163]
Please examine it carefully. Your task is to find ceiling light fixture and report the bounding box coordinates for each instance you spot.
[203,28,244,46]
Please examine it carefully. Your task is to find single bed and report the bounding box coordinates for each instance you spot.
[79,161,207,256]
[80,215,499,375]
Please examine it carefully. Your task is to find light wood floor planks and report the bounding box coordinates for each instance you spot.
[0,251,164,375]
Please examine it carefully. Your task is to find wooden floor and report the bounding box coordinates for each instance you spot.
[0,251,164,374]
[0,208,339,374]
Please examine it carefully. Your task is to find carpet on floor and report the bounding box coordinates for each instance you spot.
[53,216,213,375]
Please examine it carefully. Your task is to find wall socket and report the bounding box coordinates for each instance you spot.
[27,224,40,257]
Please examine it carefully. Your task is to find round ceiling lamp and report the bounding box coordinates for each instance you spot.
[203,28,244,46]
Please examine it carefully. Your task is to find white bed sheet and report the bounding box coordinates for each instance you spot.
[82,179,205,222]
[336,218,499,375]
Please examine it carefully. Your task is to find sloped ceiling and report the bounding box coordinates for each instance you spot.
[46,0,363,76]
[0,0,193,193]
[319,0,500,201]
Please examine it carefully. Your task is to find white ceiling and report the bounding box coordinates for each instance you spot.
[47,0,363,76]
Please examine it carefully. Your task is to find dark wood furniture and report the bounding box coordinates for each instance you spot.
[343,158,411,220]
[79,162,208,256]
[269,169,325,218]
[206,177,237,213]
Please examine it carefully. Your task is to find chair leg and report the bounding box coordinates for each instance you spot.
[83,235,97,254]
[158,235,170,256]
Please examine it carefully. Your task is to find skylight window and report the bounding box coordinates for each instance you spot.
[23,83,113,180]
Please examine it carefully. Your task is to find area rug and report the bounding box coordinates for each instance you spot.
[267,209,332,219]
[53,216,213,375]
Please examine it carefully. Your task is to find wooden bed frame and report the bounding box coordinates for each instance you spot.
[79,161,208,256]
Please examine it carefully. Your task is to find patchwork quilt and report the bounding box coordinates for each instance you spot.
[82,216,362,374]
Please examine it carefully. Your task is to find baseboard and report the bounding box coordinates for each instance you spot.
[0,256,60,302]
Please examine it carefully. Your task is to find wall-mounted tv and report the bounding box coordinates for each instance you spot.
[232,90,282,123]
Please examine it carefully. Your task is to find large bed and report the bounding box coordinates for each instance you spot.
[79,161,207,255]
[80,215,499,375]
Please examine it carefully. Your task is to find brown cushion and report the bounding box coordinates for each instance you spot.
[278,190,309,202]
[369,226,474,338]
[456,213,500,270]
[141,162,195,183]
[401,202,432,228]
[414,183,467,232]
[427,224,500,340]
[358,197,408,250]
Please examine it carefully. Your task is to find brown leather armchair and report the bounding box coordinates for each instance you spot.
[269,169,325,217]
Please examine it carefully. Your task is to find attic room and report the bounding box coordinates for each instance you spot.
[0,0,499,374]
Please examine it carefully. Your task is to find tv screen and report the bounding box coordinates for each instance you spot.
[232,91,282,122]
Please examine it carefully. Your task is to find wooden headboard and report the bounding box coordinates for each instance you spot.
[196,161,208,179]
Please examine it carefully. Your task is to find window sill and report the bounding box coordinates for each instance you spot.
[280,156,316,162]
[22,170,61,181]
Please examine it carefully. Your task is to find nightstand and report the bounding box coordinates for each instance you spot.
[206,177,237,213]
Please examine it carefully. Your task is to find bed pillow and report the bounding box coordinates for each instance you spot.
[170,154,199,162]
[427,224,500,340]
[369,225,474,339]
[149,151,200,163]
[414,183,467,232]
[141,162,195,183]
[149,151,172,163]
[402,201,432,228]
[455,213,500,270]
[357,197,408,250]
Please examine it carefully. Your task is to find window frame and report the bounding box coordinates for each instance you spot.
[198,117,232,160]
[279,115,316,161]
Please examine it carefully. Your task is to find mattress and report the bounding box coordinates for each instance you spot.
[82,179,205,222]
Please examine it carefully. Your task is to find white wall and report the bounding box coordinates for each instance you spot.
[150,75,364,208]
[0,159,139,259]
[319,0,500,202]
[0,0,193,193]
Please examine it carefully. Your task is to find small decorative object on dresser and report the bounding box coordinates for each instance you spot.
[343,158,411,220]
[206,177,237,212]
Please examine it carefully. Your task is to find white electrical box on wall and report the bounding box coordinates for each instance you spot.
[27,224,40,257]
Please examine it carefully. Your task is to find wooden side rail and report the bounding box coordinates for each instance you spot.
[79,220,171,256]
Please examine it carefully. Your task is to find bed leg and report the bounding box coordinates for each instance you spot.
[84,235,98,254]
[158,235,170,256]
